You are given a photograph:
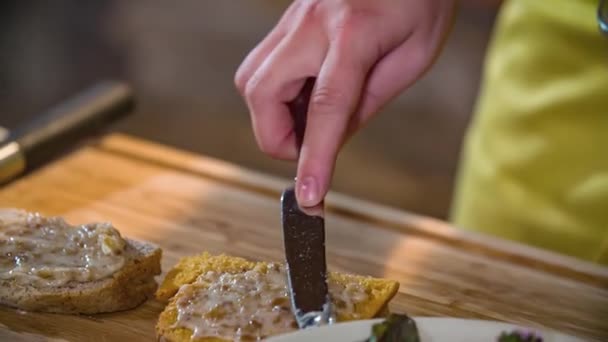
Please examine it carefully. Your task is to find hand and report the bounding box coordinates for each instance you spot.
[235,0,456,207]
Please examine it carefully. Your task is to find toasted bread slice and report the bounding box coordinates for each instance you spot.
[156,253,399,342]
[0,208,162,314]
[0,238,162,314]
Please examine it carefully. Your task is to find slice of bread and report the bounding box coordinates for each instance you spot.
[0,238,162,314]
[156,252,400,342]
[0,240,161,314]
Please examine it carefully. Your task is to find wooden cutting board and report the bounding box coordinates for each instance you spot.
[0,134,606,341]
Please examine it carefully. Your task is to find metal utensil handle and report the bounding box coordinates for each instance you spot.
[287,77,315,154]
[11,80,134,172]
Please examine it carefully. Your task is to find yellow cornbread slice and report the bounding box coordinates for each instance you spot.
[156,252,399,342]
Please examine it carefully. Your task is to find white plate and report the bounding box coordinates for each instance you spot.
[264,317,584,342]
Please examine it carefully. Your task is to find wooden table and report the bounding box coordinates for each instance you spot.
[0,134,606,341]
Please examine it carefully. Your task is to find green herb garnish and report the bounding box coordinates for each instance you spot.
[366,314,420,342]
[366,315,543,342]
[497,330,543,342]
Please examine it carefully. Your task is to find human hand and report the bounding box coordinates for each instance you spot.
[235,0,456,207]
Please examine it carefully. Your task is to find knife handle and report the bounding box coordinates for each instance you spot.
[287,77,315,153]
[1,80,134,184]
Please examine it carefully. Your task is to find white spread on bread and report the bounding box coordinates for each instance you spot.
[173,263,368,341]
[0,209,127,286]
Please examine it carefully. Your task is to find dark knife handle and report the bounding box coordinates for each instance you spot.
[9,80,134,173]
[287,77,315,154]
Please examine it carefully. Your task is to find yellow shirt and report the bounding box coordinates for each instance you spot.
[451,0,608,265]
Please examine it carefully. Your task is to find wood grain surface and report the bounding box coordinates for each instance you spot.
[0,134,606,341]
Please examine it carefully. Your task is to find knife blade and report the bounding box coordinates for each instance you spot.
[281,77,333,329]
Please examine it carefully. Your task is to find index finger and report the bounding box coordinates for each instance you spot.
[295,40,375,207]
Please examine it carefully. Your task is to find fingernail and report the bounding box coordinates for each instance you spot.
[297,176,319,207]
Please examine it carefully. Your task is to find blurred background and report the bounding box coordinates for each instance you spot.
[0,1,500,220]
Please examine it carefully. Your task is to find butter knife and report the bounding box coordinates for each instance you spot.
[281,77,333,329]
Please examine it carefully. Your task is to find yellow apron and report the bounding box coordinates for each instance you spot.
[451,0,608,265]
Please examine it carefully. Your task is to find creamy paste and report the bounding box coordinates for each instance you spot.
[0,209,127,286]
[173,263,368,341]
